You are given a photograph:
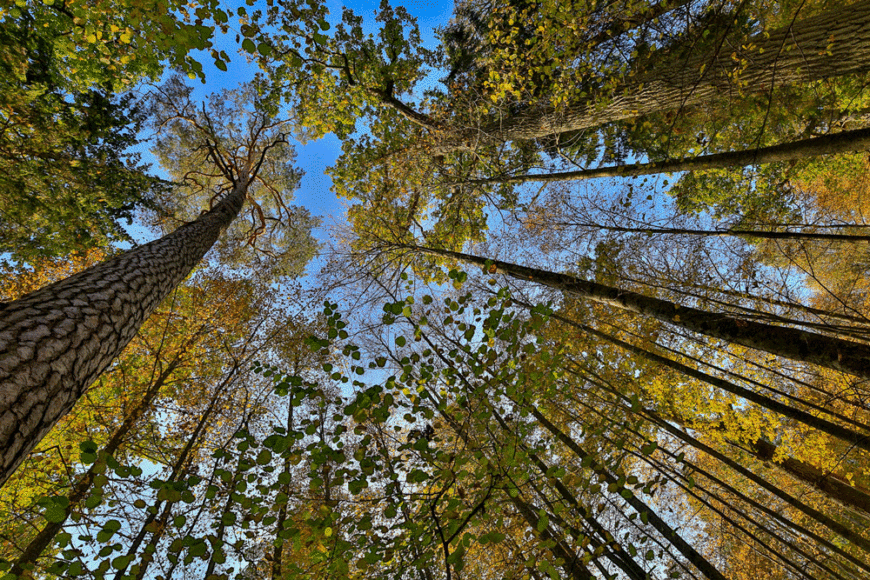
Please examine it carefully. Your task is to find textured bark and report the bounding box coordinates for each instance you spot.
[436,0,870,152]
[410,245,870,380]
[0,181,246,487]
[464,127,870,185]
[9,355,184,576]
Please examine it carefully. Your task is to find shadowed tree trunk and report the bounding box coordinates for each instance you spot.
[0,179,247,487]
[406,244,870,381]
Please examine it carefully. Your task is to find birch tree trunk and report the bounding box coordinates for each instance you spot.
[436,0,870,153]
[0,181,246,487]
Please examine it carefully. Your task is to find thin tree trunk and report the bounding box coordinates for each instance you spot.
[744,437,870,521]
[508,494,595,580]
[131,500,175,580]
[110,363,239,580]
[528,302,870,453]
[413,322,722,580]
[548,222,870,242]
[435,0,870,153]
[0,180,247,486]
[408,244,870,380]
[463,127,870,186]
[488,407,649,580]
[271,384,296,580]
[565,364,870,558]
[528,406,730,580]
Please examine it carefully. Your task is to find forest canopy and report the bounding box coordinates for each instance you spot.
[3,0,870,579]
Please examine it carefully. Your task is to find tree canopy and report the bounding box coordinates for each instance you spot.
[3,0,870,579]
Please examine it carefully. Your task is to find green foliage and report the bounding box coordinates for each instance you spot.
[0,23,166,263]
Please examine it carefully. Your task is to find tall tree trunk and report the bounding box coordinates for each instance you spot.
[110,364,238,580]
[436,0,870,153]
[9,353,186,576]
[527,406,729,580]
[409,245,870,380]
[414,323,725,580]
[465,127,870,186]
[526,302,870,454]
[0,181,247,486]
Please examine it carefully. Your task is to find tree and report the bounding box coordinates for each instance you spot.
[1,271,271,577]
[278,0,870,251]
[0,78,311,486]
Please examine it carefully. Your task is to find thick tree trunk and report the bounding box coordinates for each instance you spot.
[464,127,870,185]
[409,245,870,380]
[0,181,246,487]
[436,0,870,153]
[9,355,183,575]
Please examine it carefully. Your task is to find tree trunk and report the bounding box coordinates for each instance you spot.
[110,364,237,580]
[528,406,729,580]
[409,245,870,380]
[0,181,247,487]
[436,0,870,152]
[747,437,870,521]
[530,302,870,453]
[465,127,870,186]
[9,354,184,575]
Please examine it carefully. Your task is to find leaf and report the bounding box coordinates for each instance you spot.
[242,38,256,54]
[44,505,66,523]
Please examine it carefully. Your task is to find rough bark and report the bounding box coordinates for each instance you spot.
[0,181,246,487]
[463,127,870,185]
[409,245,870,380]
[9,355,184,576]
[435,0,870,153]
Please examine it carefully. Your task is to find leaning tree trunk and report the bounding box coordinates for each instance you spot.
[408,245,870,381]
[464,127,870,185]
[436,0,870,153]
[0,181,247,487]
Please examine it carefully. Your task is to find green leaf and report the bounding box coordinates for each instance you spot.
[257,42,272,56]
[44,505,66,523]
[242,38,256,53]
